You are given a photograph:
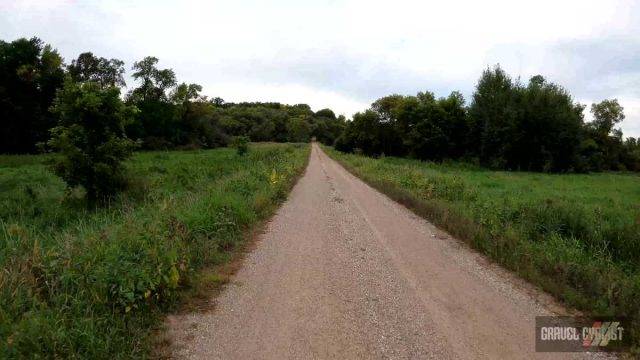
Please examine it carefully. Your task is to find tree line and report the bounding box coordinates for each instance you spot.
[335,66,640,172]
[0,37,346,155]
[2,37,638,174]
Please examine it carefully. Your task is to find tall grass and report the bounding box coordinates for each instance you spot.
[0,143,309,358]
[323,146,640,351]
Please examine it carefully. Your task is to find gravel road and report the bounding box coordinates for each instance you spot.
[167,143,609,359]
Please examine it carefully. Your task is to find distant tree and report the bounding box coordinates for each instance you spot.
[287,116,312,142]
[362,91,467,159]
[171,83,203,104]
[126,56,179,147]
[582,99,626,170]
[399,92,450,160]
[314,108,336,119]
[167,83,223,147]
[333,133,353,153]
[529,74,545,87]
[590,99,625,136]
[312,108,346,145]
[219,114,249,137]
[249,117,276,142]
[287,104,313,117]
[514,75,584,171]
[621,137,640,171]
[128,56,176,102]
[212,97,225,107]
[437,91,468,159]
[372,94,406,123]
[48,79,138,203]
[468,65,520,168]
[68,52,126,88]
[0,37,65,153]
[337,110,383,155]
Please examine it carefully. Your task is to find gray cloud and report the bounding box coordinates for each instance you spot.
[206,50,468,104]
[2,1,639,135]
[551,37,640,99]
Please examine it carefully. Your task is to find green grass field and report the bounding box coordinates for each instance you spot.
[324,146,640,350]
[0,143,309,358]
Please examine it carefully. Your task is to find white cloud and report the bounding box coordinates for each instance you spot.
[1,0,639,135]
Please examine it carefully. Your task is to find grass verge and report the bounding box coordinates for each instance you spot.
[323,145,640,352]
[0,143,310,359]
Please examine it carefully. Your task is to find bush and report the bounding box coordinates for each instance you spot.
[47,79,138,204]
[230,136,249,155]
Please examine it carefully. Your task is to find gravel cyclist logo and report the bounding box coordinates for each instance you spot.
[536,316,626,352]
[582,321,624,348]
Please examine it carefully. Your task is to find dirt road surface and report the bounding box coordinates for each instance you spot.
[167,143,608,359]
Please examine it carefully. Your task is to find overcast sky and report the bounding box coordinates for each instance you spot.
[2,0,640,136]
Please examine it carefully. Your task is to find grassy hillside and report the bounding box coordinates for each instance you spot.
[323,146,640,350]
[0,143,309,358]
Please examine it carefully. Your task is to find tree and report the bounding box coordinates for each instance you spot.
[396,92,452,161]
[68,52,126,88]
[286,116,312,142]
[171,83,203,105]
[126,56,179,147]
[622,137,640,171]
[315,108,336,119]
[48,79,138,203]
[312,108,346,145]
[372,94,406,123]
[128,56,176,102]
[468,65,520,168]
[337,110,384,155]
[590,99,624,136]
[0,37,64,153]
[437,91,469,159]
[583,99,626,170]
[287,104,313,117]
[249,116,276,141]
[212,97,225,107]
[514,75,584,171]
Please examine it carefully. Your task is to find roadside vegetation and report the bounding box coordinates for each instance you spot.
[324,146,640,350]
[0,143,309,358]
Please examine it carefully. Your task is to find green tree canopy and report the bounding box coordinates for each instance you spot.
[0,37,64,153]
[68,52,126,88]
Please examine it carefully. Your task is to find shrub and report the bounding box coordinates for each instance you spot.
[47,79,138,204]
[230,136,249,156]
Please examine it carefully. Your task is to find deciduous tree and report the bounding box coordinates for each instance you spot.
[48,79,138,203]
